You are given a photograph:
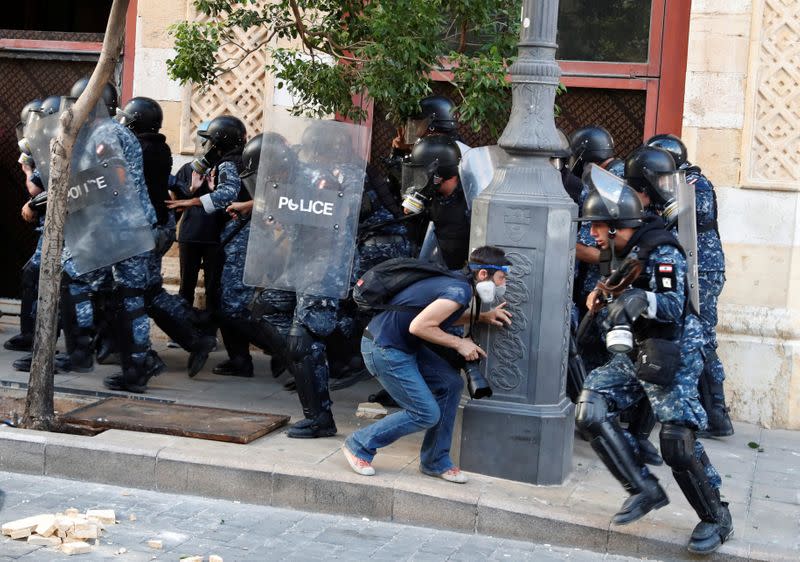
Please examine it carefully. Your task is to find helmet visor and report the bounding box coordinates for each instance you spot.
[404,116,432,145]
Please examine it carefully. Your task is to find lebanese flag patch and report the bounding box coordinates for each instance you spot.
[659,264,673,273]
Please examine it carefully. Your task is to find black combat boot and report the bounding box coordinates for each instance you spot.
[698,379,734,438]
[576,391,669,525]
[104,356,153,394]
[187,335,217,378]
[211,355,254,377]
[286,409,337,439]
[4,333,33,352]
[660,423,734,554]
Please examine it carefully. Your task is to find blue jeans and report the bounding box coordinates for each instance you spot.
[345,337,463,474]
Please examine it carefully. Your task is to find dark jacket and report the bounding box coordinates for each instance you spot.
[174,162,225,244]
[137,132,173,226]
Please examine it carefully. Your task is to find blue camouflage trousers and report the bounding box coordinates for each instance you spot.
[295,295,338,411]
[63,252,151,362]
[25,235,44,322]
[144,242,197,343]
[221,220,254,319]
[698,271,726,384]
[584,317,721,489]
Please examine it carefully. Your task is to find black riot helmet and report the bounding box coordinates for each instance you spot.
[579,179,643,229]
[70,77,119,116]
[409,135,460,179]
[116,97,163,134]
[404,95,458,144]
[38,96,63,116]
[239,132,297,198]
[645,133,688,169]
[417,95,457,132]
[19,99,42,122]
[16,99,42,143]
[569,126,615,178]
[624,146,676,197]
[191,115,247,175]
[400,135,461,214]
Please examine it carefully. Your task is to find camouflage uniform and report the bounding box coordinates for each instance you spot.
[63,119,156,364]
[583,244,721,488]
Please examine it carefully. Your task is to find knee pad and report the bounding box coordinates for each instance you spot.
[575,389,610,437]
[287,324,314,363]
[659,423,695,470]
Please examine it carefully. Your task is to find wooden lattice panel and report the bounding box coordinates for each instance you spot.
[179,4,271,153]
[742,0,800,189]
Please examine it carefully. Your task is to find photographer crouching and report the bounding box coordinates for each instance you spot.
[342,246,513,482]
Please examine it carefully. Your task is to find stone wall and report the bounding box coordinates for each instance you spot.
[683,0,800,428]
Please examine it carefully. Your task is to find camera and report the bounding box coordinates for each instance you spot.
[463,360,493,399]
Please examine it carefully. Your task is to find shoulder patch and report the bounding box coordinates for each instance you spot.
[656,262,676,292]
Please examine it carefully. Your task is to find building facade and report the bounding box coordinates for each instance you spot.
[1,0,798,428]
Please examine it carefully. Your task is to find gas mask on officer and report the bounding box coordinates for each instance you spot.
[400,158,443,214]
[191,141,226,176]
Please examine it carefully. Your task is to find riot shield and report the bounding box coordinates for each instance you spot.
[25,99,66,187]
[63,108,155,275]
[459,145,503,210]
[244,112,369,298]
[673,171,700,312]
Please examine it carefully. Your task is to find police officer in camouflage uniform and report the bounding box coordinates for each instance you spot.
[166,116,251,377]
[576,177,733,555]
[117,97,216,377]
[53,79,160,392]
[7,98,47,353]
[646,134,733,437]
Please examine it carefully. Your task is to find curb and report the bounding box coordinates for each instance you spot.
[0,427,776,561]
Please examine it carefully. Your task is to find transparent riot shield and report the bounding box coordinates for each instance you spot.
[459,145,503,210]
[25,99,67,187]
[63,106,155,275]
[674,171,700,312]
[244,112,369,298]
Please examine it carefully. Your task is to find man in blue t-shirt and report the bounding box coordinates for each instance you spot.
[343,246,513,483]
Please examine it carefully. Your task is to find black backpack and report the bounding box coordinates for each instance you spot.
[353,258,468,313]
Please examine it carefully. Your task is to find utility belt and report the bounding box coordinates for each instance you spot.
[697,220,718,233]
[362,234,406,247]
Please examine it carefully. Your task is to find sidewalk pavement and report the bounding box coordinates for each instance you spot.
[0,325,798,561]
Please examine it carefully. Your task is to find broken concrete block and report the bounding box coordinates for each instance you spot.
[356,402,389,419]
[147,539,163,549]
[210,555,224,562]
[61,541,92,555]
[64,508,80,518]
[2,514,51,536]
[128,514,137,521]
[10,528,32,540]
[34,515,56,537]
[180,557,203,562]
[85,510,115,524]
[71,525,99,540]
[28,534,62,547]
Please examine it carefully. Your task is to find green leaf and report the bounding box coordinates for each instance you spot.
[747,441,760,449]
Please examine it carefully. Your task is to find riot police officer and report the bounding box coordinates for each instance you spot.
[6,98,46,353]
[165,115,251,377]
[57,78,162,392]
[117,97,216,376]
[402,136,470,270]
[645,134,733,437]
[576,172,732,555]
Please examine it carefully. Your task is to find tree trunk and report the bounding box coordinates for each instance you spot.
[23,0,132,430]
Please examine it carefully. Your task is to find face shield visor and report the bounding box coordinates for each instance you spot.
[404,115,432,145]
[644,168,684,224]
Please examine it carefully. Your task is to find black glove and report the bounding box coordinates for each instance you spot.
[606,288,649,327]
